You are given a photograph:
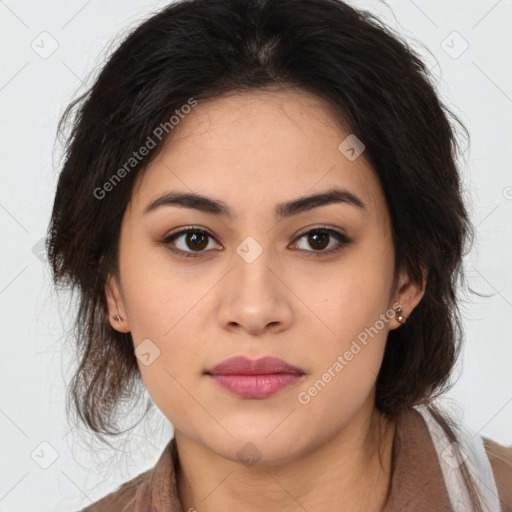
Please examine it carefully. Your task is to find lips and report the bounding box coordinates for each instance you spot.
[205,356,306,399]
[207,356,305,376]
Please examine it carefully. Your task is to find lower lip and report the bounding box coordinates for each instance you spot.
[208,373,303,398]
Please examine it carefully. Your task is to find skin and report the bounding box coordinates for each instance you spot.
[106,87,426,512]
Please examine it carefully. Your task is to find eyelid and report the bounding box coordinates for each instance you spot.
[161,225,351,258]
[293,224,349,240]
[163,226,215,241]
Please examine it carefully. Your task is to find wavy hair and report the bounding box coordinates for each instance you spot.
[47,0,482,508]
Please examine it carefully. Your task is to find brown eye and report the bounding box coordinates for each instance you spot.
[293,228,352,256]
[307,231,330,250]
[185,231,209,251]
[163,228,222,258]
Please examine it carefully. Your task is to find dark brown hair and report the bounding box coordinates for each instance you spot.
[47,0,483,508]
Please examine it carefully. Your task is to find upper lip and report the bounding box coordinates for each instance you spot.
[206,356,306,376]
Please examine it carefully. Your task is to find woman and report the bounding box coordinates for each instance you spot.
[47,0,511,510]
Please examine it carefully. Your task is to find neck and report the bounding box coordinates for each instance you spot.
[175,405,396,512]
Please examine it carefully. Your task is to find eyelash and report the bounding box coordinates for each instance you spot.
[161,225,352,259]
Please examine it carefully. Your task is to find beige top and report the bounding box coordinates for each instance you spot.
[77,407,512,512]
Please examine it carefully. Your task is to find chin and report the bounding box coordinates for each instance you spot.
[206,429,308,467]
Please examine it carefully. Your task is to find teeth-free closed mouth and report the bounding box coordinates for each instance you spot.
[205,355,306,376]
[206,369,304,376]
[204,355,306,398]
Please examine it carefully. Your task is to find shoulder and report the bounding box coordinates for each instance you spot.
[482,436,512,512]
[74,470,151,512]
[72,438,176,512]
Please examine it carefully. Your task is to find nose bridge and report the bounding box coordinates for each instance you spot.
[232,235,279,302]
[216,235,293,334]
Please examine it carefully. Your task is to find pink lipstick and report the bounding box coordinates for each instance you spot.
[205,356,305,399]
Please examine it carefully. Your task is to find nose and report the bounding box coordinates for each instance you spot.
[216,249,294,336]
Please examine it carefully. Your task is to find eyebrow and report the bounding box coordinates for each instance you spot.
[143,187,366,220]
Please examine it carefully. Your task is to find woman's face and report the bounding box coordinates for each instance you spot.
[106,88,424,464]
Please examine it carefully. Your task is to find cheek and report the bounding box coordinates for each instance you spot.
[118,230,209,340]
[132,311,207,433]
[115,239,204,414]
[295,239,395,413]
[295,269,393,427]
[303,244,394,350]
[135,341,197,413]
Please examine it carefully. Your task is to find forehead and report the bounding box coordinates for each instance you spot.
[129,88,385,222]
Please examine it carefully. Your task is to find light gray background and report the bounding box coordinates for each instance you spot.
[1,1,511,510]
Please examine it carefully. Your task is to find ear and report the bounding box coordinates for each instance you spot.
[389,266,427,330]
[105,274,130,333]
